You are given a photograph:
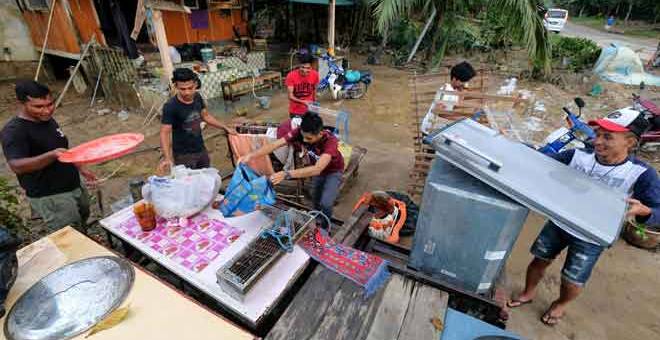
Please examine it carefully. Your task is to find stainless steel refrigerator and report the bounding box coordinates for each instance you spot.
[409,157,529,294]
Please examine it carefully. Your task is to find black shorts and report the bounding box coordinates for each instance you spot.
[174,150,211,169]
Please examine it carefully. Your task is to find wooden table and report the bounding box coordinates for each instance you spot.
[0,227,254,340]
[265,209,450,340]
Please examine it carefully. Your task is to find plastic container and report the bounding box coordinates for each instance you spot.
[200,47,215,63]
[622,222,660,249]
[207,59,218,72]
[133,201,156,231]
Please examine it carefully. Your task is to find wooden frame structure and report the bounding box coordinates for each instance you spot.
[408,70,531,201]
[221,71,283,102]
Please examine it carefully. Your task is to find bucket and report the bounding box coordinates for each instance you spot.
[207,60,218,73]
[200,47,215,63]
[256,96,271,109]
[622,222,660,249]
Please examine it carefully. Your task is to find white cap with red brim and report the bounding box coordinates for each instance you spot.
[588,107,649,137]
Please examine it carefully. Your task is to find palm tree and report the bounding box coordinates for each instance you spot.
[370,0,552,73]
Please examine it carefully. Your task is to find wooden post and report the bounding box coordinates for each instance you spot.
[327,0,335,54]
[151,9,174,89]
[55,36,95,108]
[35,0,57,81]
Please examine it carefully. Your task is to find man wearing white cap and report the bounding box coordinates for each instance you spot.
[508,107,660,326]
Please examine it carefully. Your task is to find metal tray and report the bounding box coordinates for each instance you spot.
[5,256,135,340]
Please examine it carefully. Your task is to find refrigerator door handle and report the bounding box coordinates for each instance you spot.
[441,133,502,172]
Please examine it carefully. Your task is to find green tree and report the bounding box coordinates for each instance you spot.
[370,0,552,73]
[556,0,660,23]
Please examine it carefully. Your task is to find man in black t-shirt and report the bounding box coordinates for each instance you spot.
[158,68,234,172]
[1,80,89,231]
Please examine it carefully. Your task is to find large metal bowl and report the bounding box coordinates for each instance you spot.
[4,256,135,340]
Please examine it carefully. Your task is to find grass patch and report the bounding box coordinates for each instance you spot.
[569,16,603,30]
[570,16,660,39]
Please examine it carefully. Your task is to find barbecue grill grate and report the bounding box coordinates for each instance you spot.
[216,207,316,300]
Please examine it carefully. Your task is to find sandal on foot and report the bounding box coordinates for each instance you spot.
[541,307,564,327]
[506,298,533,308]
[498,309,510,322]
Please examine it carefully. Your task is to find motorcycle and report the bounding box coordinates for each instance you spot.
[538,97,596,156]
[317,53,372,100]
[633,92,660,149]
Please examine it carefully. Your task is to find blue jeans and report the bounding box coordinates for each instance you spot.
[530,222,604,286]
[311,172,342,228]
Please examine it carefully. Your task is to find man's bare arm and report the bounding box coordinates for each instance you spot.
[7,149,64,175]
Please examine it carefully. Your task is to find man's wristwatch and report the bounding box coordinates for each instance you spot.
[284,171,292,180]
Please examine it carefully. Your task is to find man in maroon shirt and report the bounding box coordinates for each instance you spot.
[239,114,343,227]
[285,54,319,119]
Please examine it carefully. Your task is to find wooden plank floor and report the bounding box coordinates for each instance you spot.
[265,209,449,340]
[266,271,448,340]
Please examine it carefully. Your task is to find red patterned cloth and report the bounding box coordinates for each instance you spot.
[298,229,390,297]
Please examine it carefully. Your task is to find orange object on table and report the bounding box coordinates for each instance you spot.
[133,201,156,231]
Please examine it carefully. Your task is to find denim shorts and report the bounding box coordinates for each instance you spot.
[530,222,604,286]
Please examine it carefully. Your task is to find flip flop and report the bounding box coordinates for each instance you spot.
[541,306,564,327]
[498,309,510,322]
[506,298,533,308]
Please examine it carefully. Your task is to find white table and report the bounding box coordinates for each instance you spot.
[100,203,310,327]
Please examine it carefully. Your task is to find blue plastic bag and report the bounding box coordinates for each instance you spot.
[220,164,276,217]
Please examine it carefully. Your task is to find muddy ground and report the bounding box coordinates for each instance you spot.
[1,55,660,339]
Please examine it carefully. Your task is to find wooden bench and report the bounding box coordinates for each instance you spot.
[221,71,282,102]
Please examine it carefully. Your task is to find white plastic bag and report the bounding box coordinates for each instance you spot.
[142,165,221,218]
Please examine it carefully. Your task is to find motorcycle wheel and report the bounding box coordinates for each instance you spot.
[346,82,368,99]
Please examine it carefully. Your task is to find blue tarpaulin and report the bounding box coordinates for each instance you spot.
[289,0,354,6]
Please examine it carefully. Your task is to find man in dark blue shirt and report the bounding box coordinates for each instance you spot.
[508,108,659,326]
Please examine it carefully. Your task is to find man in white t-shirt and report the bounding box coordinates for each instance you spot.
[507,108,659,326]
[420,61,476,135]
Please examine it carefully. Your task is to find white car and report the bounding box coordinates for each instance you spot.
[544,8,568,33]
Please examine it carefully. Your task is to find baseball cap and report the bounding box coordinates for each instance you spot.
[588,107,650,137]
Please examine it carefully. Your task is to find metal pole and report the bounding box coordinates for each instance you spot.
[55,36,96,109]
[35,0,58,81]
[89,68,103,107]
[406,7,437,64]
